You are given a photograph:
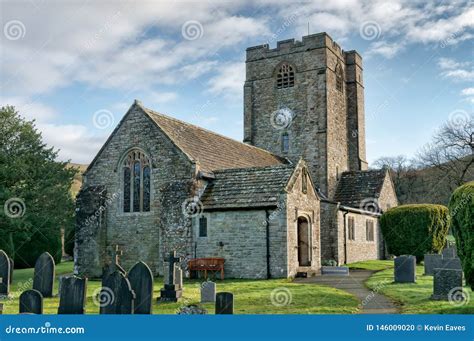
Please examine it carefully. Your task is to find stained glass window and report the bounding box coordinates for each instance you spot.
[122,150,151,212]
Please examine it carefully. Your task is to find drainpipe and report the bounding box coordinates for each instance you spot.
[265,210,271,279]
[343,211,349,265]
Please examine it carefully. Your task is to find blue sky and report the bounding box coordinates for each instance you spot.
[1,0,473,164]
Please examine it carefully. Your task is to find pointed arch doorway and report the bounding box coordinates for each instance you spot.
[297,216,311,266]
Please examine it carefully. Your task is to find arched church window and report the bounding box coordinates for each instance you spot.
[335,64,343,92]
[122,150,151,213]
[276,63,295,89]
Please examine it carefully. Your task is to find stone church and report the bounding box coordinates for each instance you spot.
[75,33,398,279]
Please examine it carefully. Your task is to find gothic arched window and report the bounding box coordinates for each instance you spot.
[276,63,295,89]
[122,150,151,213]
[335,64,343,92]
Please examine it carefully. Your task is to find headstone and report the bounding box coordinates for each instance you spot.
[19,289,43,314]
[100,271,136,314]
[58,276,87,314]
[159,251,183,302]
[215,292,233,314]
[33,252,55,297]
[441,257,462,270]
[8,258,14,284]
[431,269,463,300]
[442,247,457,259]
[201,281,216,303]
[0,250,11,296]
[128,261,153,314]
[394,255,416,283]
[424,254,443,275]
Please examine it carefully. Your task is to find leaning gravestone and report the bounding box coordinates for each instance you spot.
[201,281,216,303]
[431,269,463,300]
[19,289,43,314]
[0,250,11,296]
[33,252,55,297]
[100,271,136,314]
[128,261,153,314]
[58,276,87,314]
[8,258,14,285]
[424,254,443,275]
[215,292,234,314]
[394,255,416,283]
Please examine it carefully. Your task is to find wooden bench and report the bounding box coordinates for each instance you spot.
[188,258,225,280]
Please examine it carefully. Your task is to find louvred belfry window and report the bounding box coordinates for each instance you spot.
[276,63,295,89]
[122,150,151,213]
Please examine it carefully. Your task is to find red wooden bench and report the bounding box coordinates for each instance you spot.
[188,258,225,280]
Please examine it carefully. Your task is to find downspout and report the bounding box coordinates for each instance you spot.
[265,209,271,279]
[343,211,349,265]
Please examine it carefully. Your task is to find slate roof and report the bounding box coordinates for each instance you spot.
[142,106,286,172]
[200,165,295,209]
[334,169,388,208]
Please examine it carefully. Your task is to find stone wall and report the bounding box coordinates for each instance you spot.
[78,103,196,277]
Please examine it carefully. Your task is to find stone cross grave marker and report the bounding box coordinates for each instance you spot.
[159,251,183,302]
[424,254,443,275]
[394,255,416,283]
[0,250,11,296]
[33,252,55,297]
[215,292,234,314]
[128,261,153,314]
[100,271,136,314]
[431,269,463,300]
[201,281,216,303]
[58,276,87,314]
[19,289,43,314]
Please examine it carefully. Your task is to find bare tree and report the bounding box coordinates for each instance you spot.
[418,114,474,190]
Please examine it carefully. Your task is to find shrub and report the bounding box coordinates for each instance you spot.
[380,204,450,262]
[448,181,474,290]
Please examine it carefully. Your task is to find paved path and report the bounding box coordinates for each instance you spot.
[294,270,400,314]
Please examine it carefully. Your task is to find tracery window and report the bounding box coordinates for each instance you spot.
[122,150,151,212]
[276,63,295,89]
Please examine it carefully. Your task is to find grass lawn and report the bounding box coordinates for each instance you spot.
[365,263,474,314]
[2,262,360,314]
[347,260,394,271]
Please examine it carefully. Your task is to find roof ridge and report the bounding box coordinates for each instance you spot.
[140,104,285,161]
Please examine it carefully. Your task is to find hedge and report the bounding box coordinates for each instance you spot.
[380,204,450,262]
[448,181,474,290]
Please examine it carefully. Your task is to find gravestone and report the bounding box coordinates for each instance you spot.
[215,292,234,314]
[33,252,55,297]
[100,271,136,314]
[8,258,14,284]
[19,289,43,314]
[431,269,463,300]
[441,257,462,270]
[201,281,216,303]
[424,254,443,275]
[442,247,457,259]
[159,251,183,302]
[103,245,126,279]
[394,255,416,283]
[0,250,11,296]
[128,261,153,314]
[58,276,87,314]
